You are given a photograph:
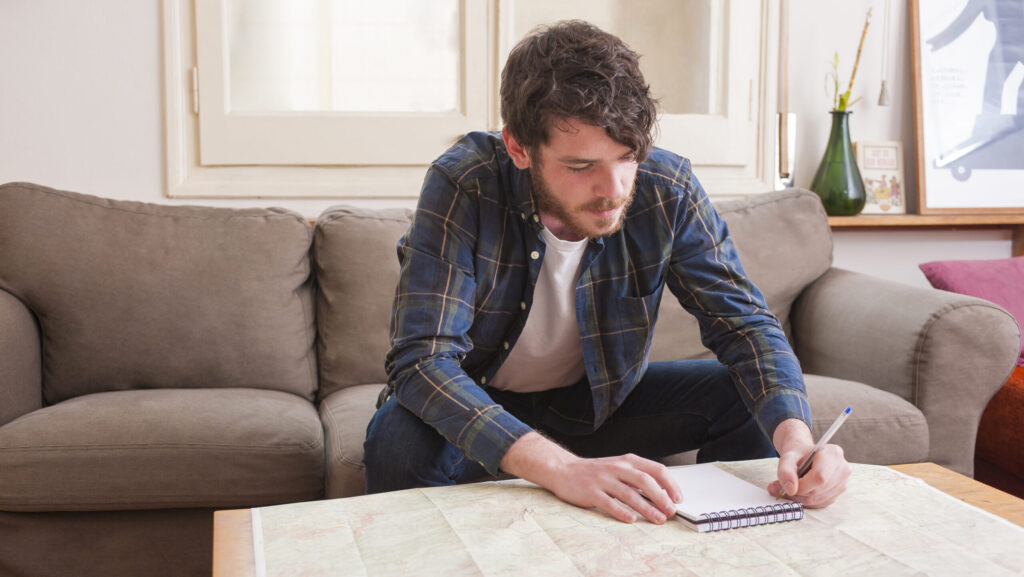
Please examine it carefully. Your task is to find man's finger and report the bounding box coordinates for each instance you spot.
[609,484,667,524]
[627,455,684,504]
[621,468,676,518]
[594,493,637,524]
[775,450,803,497]
[800,451,851,508]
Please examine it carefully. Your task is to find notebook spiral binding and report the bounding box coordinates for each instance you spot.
[700,503,804,532]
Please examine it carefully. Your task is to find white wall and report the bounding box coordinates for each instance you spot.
[1,2,164,202]
[0,0,1013,288]
[0,1,352,215]
[789,0,1012,287]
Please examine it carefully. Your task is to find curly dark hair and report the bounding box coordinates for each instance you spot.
[500,20,658,162]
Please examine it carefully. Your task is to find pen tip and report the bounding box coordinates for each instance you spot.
[844,407,852,414]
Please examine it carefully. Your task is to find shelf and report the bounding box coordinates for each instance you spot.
[828,214,1024,228]
[827,214,1024,257]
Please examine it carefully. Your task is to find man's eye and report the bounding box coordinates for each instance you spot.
[568,165,590,173]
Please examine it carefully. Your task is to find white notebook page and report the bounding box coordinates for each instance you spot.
[670,463,796,521]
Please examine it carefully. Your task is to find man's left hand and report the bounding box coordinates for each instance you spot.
[767,418,851,508]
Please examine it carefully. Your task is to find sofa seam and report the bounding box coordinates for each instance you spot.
[0,489,321,510]
[716,188,805,214]
[1,182,309,226]
[717,189,824,220]
[323,400,365,470]
[912,300,1020,407]
[311,224,335,403]
[0,442,324,453]
[317,210,411,227]
[300,247,319,403]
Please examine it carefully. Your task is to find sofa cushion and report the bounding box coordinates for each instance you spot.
[314,207,412,399]
[320,384,386,499]
[0,182,317,404]
[0,388,324,512]
[650,188,833,362]
[804,374,929,465]
[919,256,1024,365]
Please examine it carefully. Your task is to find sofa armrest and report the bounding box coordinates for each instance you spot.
[0,288,42,426]
[791,268,1021,476]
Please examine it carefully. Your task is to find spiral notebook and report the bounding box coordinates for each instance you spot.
[670,463,804,532]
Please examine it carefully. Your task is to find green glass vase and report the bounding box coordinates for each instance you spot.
[810,111,866,216]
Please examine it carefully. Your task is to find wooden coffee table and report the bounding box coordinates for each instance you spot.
[212,462,1024,576]
[888,462,1024,525]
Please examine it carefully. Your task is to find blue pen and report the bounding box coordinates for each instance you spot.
[777,407,852,498]
[797,407,852,477]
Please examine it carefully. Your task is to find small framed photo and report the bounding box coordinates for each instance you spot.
[855,141,906,214]
[911,0,1024,214]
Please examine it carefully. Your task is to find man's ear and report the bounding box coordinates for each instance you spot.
[502,126,532,169]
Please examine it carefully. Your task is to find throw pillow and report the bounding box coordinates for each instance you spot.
[919,257,1024,366]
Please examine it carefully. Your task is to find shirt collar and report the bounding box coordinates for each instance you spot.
[505,157,539,222]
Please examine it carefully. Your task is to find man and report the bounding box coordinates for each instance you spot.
[364,20,850,525]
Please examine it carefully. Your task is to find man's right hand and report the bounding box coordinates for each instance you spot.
[499,432,682,524]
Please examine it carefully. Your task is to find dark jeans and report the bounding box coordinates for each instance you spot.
[363,360,776,494]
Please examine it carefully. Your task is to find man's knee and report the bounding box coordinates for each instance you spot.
[363,397,475,493]
[703,361,735,388]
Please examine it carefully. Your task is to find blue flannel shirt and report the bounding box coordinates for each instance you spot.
[384,131,811,476]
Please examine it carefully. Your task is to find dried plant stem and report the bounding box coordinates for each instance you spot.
[848,8,873,97]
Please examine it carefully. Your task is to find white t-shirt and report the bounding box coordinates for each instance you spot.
[489,227,588,392]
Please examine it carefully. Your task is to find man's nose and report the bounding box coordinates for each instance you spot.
[594,165,629,201]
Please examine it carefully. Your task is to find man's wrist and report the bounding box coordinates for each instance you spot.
[772,418,814,454]
[500,431,577,486]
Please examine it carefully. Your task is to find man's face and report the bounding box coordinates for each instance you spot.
[516,120,639,241]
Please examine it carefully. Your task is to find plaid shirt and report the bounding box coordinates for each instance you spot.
[385,132,810,476]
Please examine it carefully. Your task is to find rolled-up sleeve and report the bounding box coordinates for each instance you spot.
[384,166,533,475]
[664,169,811,439]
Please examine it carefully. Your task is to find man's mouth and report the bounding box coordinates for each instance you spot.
[583,198,626,218]
[589,207,620,219]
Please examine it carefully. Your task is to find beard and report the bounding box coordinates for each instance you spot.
[529,165,635,240]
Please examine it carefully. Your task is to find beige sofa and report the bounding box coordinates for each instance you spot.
[1,182,1019,576]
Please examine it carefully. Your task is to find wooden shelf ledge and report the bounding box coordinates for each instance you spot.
[827,214,1024,257]
[828,214,1024,228]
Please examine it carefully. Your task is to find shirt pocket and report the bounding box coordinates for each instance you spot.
[617,285,663,329]
[598,288,662,396]
[612,287,662,359]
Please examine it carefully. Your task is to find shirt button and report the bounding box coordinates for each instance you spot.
[480,376,487,385]
[503,341,510,350]
[530,250,540,260]
[520,301,527,310]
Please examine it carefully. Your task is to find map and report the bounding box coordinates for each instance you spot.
[253,460,1024,577]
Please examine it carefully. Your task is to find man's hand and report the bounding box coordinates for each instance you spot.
[500,432,683,524]
[767,418,851,508]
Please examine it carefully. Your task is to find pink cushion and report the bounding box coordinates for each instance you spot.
[919,257,1024,365]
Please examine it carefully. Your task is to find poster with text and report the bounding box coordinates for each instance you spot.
[913,0,1024,213]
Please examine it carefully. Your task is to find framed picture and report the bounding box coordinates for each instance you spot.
[910,0,1024,214]
[855,141,907,214]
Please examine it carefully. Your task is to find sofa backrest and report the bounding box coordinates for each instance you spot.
[314,188,833,396]
[314,207,413,401]
[0,182,318,405]
[648,188,833,362]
